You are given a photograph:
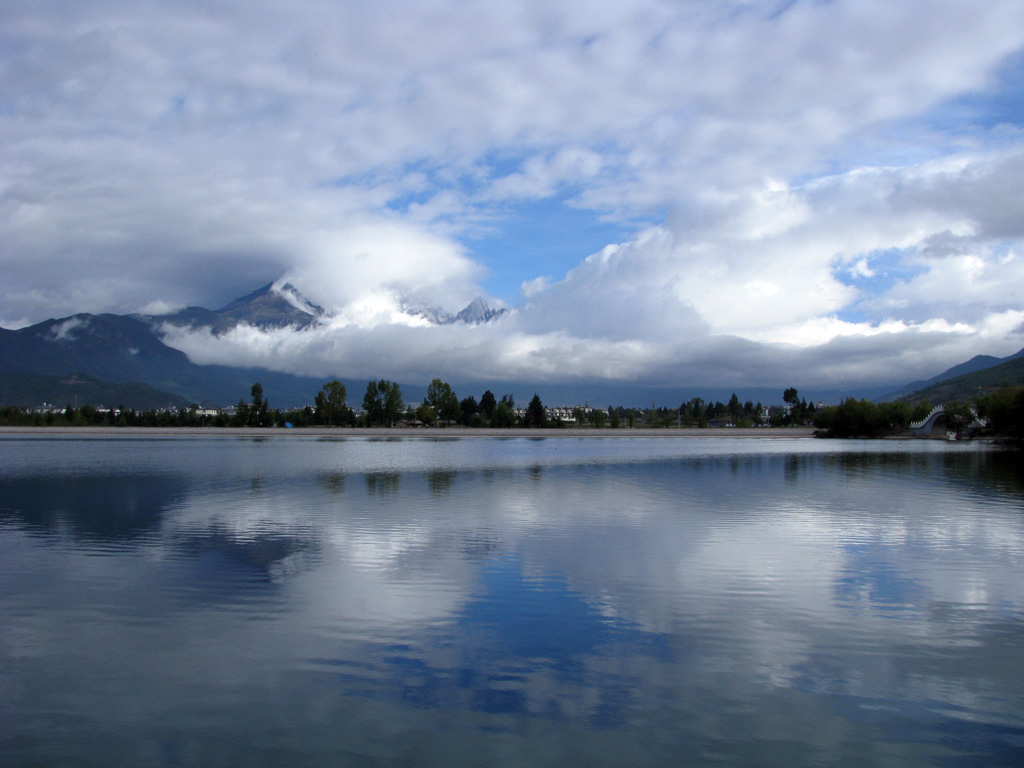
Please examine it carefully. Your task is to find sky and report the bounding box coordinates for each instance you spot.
[3,0,1024,395]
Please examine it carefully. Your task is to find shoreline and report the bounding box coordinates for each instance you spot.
[0,425,818,439]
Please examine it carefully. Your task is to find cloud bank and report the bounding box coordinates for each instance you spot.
[3,0,1024,390]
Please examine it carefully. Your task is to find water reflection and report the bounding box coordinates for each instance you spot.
[0,473,187,541]
[428,469,456,496]
[366,471,401,496]
[1,438,1023,766]
[316,470,346,494]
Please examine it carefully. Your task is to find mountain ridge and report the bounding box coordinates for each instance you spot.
[3,282,1019,409]
[0,370,190,410]
[403,296,509,326]
[0,283,510,409]
[894,351,1024,406]
[144,282,508,334]
[0,311,328,407]
[880,348,1024,401]
[142,281,327,334]
[883,347,1024,404]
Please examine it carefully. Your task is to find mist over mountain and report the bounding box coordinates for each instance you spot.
[0,310,327,407]
[2,279,1019,411]
[142,281,326,334]
[0,283,509,408]
[145,281,507,334]
[399,297,509,326]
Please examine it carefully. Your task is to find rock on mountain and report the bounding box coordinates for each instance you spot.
[455,297,508,324]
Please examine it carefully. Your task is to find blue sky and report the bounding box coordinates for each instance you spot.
[2,0,1024,391]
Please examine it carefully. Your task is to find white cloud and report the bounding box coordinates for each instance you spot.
[48,316,88,342]
[280,220,484,313]
[3,0,1024,389]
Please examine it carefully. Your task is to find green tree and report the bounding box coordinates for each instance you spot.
[426,378,461,424]
[416,402,437,426]
[944,400,974,438]
[878,401,912,432]
[480,390,497,420]
[976,386,1024,440]
[363,380,403,426]
[459,395,479,426]
[383,381,404,425]
[246,382,270,427]
[813,398,886,437]
[491,400,517,428]
[362,381,384,425]
[524,393,546,428]
[910,401,933,423]
[233,399,250,427]
[727,393,741,419]
[314,380,350,426]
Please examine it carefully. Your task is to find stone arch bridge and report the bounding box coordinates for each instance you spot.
[908,405,985,437]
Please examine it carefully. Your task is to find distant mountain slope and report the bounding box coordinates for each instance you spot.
[1,280,513,409]
[1,313,190,380]
[4,280,516,411]
[0,370,189,410]
[0,313,331,407]
[897,353,1024,405]
[882,347,1024,402]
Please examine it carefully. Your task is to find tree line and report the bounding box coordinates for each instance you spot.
[0,380,818,430]
[10,379,1018,439]
[0,379,536,429]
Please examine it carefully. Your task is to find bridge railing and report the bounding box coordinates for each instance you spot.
[909,405,943,431]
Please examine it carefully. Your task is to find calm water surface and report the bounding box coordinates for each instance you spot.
[1,435,1023,767]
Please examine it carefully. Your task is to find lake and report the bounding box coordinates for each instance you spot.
[1,434,1023,766]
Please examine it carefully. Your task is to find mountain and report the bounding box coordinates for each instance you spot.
[405,297,509,326]
[0,370,189,410]
[144,281,327,334]
[454,297,509,324]
[880,349,1024,401]
[146,283,507,335]
[9,281,954,411]
[0,311,329,408]
[895,349,1024,406]
[0,282,515,410]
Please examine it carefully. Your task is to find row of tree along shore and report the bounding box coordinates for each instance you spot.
[3,380,812,430]
[3,379,1021,440]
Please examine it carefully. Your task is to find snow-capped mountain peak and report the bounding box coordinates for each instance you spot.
[402,296,509,326]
